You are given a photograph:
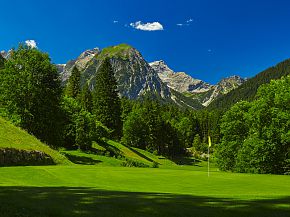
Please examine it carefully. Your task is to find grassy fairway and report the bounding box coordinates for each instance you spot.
[0,165,289,217]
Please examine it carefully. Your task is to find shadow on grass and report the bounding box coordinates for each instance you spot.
[0,187,289,217]
[62,154,102,165]
[127,147,156,163]
[172,157,201,166]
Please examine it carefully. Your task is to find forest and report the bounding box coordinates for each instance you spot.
[0,45,289,174]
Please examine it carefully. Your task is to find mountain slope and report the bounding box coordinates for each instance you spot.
[208,58,290,109]
[150,60,212,94]
[58,44,203,109]
[150,60,245,106]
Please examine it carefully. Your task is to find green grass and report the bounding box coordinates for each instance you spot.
[61,150,124,167]
[60,141,159,168]
[97,44,133,60]
[0,165,289,217]
[1,118,289,216]
[131,147,177,167]
[0,118,71,165]
[92,141,106,151]
[106,140,153,167]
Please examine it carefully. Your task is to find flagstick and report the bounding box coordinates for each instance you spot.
[208,145,210,177]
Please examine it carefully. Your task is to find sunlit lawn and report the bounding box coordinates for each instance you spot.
[0,165,289,217]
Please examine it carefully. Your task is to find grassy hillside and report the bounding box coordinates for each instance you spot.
[132,147,176,167]
[0,165,289,217]
[0,118,71,165]
[61,150,124,167]
[61,140,158,168]
[105,140,153,167]
[209,58,290,109]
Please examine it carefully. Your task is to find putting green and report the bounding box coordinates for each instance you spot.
[0,165,289,217]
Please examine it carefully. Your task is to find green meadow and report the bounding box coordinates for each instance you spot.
[0,165,290,217]
[1,116,290,217]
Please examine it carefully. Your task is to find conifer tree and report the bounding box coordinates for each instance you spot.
[65,66,81,99]
[79,83,93,112]
[93,58,122,138]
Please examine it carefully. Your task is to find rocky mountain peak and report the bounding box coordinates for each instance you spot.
[150,60,212,94]
[150,60,175,77]
[0,50,6,57]
[78,47,100,59]
[150,60,245,107]
[0,49,13,59]
[56,44,245,109]
[217,75,246,94]
[75,47,100,70]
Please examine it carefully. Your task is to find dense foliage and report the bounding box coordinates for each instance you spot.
[216,76,290,174]
[0,45,63,146]
[93,58,122,138]
[61,87,109,150]
[121,99,220,158]
[209,58,290,110]
[0,45,289,174]
[64,66,81,99]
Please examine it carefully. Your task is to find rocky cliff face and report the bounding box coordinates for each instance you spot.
[57,47,100,82]
[0,50,12,59]
[150,60,212,93]
[57,44,204,109]
[59,44,172,100]
[150,60,245,106]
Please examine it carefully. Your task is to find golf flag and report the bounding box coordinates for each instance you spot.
[208,136,212,147]
[208,135,211,177]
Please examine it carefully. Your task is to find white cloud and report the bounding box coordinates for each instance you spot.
[177,18,194,27]
[25,40,37,48]
[113,20,119,23]
[130,21,164,31]
[186,18,194,23]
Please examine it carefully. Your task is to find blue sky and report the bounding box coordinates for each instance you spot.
[1,0,290,83]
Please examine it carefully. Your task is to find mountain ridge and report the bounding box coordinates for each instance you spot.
[150,60,245,106]
[208,58,290,109]
[57,44,205,109]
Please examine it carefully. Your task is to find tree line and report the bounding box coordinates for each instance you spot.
[0,45,288,173]
[0,46,218,157]
[215,76,290,174]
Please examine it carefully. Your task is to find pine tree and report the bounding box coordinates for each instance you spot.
[65,66,81,99]
[93,58,122,138]
[80,83,93,112]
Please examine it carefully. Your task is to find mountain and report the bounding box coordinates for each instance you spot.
[57,44,204,109]
[208,58,290,110]
[150,60,245,106]
[1,50,8,59]
[150,60,212,93]
[57,47,100,82]
[0,50,12,59]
